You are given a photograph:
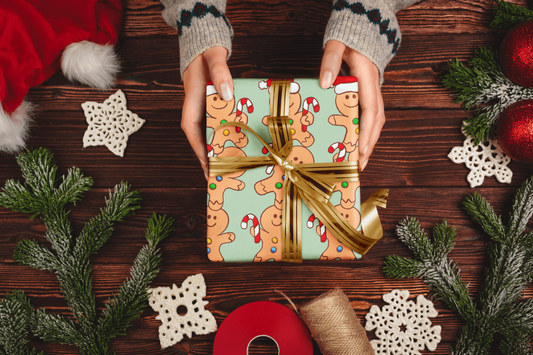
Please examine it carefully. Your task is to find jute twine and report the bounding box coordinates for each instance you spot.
[299,288,374,355]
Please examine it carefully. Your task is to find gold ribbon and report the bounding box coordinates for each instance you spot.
[209,80,388,262]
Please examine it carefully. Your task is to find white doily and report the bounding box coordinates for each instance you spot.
[448,136,512,188]
[149,274,217,349]
[82,90,145,157]
[365,289,441,354]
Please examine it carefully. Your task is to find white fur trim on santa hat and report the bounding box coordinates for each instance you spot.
[334,81,358,95]
[61,41,120,90]
[206,83,217,96]
[0,101,33,153]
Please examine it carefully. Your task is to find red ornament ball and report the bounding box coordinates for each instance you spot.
[497,100,533,163]
[500,20,533,87]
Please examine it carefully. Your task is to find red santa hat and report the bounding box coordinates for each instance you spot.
[0,0,123,153]
[332,76,358,95]
[206,81,218,96]
[258,78,300,94]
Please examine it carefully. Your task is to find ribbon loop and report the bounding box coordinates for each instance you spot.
[208,79,387,262]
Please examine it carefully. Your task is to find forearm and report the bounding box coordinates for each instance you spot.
[160,0,233,77]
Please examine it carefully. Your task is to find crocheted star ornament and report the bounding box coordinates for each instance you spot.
[448,136,513,188]
[149,274,217,349]
[365,289,441,354]
[82,90,145,157]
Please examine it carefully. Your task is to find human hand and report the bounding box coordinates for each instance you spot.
[319,40,385,171]
[182,46,233,179]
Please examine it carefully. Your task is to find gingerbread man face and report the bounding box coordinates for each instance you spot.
[206,93,251,155]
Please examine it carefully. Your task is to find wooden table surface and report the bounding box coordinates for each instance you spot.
[1,0,533,354]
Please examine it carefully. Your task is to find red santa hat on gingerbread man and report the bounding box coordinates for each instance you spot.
[0,0,123,153]
[258,78,300,94]
[331,76,358,94]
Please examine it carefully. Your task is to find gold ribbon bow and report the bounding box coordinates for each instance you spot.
[209,79,388,262]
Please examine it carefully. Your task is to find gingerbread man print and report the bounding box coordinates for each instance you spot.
[258,79,318,147]
[241,146,314,262]
[328,77,360,162]
[206,81,253,155]
[207,147,246,262]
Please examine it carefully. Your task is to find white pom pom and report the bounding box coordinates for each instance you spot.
[61,41,120,89]
[0,101,33,153]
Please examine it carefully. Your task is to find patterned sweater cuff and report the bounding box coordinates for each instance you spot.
[324,0,401,84]
[161,0,233,77]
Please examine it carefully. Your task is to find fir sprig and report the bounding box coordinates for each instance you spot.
[384,177,533,354]
[0,291,46,355]
[0,148,174,354]
[491,0,533,29]
[442,47,533,144]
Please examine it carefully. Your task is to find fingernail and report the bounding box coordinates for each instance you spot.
[361,159,368,171]
[220,82,233,101]
[321,71,333,89]
[363,145,368,157]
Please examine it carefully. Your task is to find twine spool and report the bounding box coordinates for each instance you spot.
[300,288,374,355]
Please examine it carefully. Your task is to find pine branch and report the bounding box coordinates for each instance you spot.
[491,0,533,29]
[0,291,46,355]
[442,48,533,144]
[100,214,174,342]
[386,178,533,352]
[74,182,142,260]
[391,219,476,320]
[13,239,59,272]
[0,149,174,354]
[463,192,506,241]
[508,177,533,239]
[31,309,83,347]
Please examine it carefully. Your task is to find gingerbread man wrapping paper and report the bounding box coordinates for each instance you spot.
[206,77,368,262]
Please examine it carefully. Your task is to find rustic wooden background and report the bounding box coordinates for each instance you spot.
[1,0,533,353]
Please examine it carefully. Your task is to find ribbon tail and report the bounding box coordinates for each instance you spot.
[360,188,389,247]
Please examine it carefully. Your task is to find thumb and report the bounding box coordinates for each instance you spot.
[320,40,346,89]
[203,46,234,101]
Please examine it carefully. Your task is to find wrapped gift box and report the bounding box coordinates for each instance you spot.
[206,77,362,262]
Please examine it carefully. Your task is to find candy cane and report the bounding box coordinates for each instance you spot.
[241,214,261,243]
[307,214,326,242]
[302,97,319,115]
[207,144,214,158]
[236,98,253,116]
[328,142,346,162]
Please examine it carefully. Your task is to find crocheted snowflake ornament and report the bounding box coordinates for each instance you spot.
[82,90,145,157]
[365,289,441,354]
[149,274,217,349]
[448,136,512,188]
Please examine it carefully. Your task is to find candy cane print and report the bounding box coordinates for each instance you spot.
[241,214,260,243]
[302,97,319,115]
[328,142,346,162]
[301,97,319,132]
[236,98,254,116]
[207,144,214,158]
[307,214,326,242]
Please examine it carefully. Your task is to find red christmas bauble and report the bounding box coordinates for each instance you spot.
[500,20,533,87]
[496,100,533,163]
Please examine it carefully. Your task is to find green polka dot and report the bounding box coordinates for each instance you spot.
[209,183,217,190]
[275,182,283,189]
[341,181,348,188]
[221,119,227,124]
[289,119,293,125]
[352,118,359,125]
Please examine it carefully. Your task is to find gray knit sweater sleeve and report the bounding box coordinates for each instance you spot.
[160,0,233,77]
[324,0,421,83]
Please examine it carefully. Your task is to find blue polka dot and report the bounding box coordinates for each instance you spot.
[207,248,211,254]
[282,175,285,180]
[336,246,343,252]
[216,176,222,181]
[271,247,277,253]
